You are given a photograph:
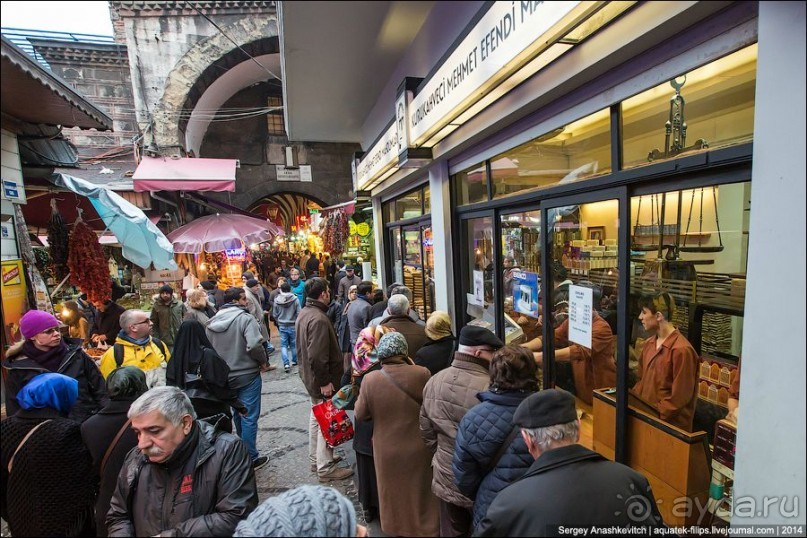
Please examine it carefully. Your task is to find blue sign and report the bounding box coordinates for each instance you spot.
[512,270,540,317]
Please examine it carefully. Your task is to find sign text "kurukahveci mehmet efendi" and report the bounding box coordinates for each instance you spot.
[411,1,547,129]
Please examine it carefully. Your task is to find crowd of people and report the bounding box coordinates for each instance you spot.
[1,246,691,537]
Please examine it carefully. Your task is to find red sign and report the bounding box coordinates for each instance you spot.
[3,265,20,285]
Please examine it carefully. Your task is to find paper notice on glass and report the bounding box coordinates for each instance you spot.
[568,284,593,349]
[470,270,484,306]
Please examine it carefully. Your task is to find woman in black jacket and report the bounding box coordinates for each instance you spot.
[81,366,148,536]
[166,320,246,432]
[414,310,456,376]
[2,310,108,422]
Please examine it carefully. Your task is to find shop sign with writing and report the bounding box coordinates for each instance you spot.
[408,1,580,146]
[145,268,185,282]
[276,165,313,182]
[356,121,399,189]
[225,248,246,261]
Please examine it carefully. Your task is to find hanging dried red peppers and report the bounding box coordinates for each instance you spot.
[47,198,69,282]
[67,212,111,304]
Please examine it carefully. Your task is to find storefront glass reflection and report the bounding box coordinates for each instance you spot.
[461,216,495,331]
[500,210,541,349]
[455,164,488,206]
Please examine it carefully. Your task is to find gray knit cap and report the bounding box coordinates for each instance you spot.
[376,331,408,360]
[234,485,356,537]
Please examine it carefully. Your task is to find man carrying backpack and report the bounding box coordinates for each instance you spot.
[99,309,170,388]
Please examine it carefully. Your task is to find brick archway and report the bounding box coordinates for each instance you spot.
[153,16,278,152]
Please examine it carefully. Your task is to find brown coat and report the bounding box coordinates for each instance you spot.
[555,312,616,405]
[419,352,491,508]
[633,329,699,431]
[295,298,343,399]
[379,314,429,356]
[355,357,439,537]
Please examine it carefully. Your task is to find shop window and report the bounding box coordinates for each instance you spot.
[455,164,488,206]
[500,209,542,355]
[460,216,496,333]
[622,45,757,170]
[395,189,422,220]
[423,185,431,214]
[402,227,433,319]
[624,181,749,527]
[382,200,394,224]
[490,108,611,200]
[541,199,620,452]
[390,227,403,285]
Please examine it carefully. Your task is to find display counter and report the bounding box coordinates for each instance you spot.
[592,389,710,527]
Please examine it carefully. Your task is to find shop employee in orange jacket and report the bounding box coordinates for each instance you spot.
[632,291,699,431]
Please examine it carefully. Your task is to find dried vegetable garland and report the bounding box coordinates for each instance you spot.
[47,198,70,282]
[323,209,348,255]
[67,212,111,304]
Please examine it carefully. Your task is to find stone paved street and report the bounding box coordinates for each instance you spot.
[253,333,385,537]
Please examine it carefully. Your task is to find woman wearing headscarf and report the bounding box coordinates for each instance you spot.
[184,288,217,325]
[414,310,456,376]
[81,367,148,536]
[348,324,392,523]
[2,310,108,422]
[62,300,90,342]
[355,332,439,536]
[453,345,539,531]
[166,320,247,432]
[1,373,96,536]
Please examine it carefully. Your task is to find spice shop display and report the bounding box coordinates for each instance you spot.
[67,212,111,305]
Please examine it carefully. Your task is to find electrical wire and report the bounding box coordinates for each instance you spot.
[184,1,281,81]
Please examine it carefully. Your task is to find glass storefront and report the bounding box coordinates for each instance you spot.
[384,184,435,318]
[449,45,756,527]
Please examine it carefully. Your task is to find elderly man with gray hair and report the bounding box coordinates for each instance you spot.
[374,294,428,356]
[475,389,665,536]
[106,386,258,537]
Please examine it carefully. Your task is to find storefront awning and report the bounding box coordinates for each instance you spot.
[132,156,237,192]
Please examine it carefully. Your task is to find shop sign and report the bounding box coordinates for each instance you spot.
[356,121,399,189]
[568,284,593,348]
[408,1,580,146]
[144,268,185,282]
[224,248,246,261]
[276,165,313,182]
[1,179,26,204]
[1,259,27,345]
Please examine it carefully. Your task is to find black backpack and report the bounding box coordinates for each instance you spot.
[113,337,168,368]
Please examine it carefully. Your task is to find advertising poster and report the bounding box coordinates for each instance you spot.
[512,270,540,316]
[2,259,28,345]
[471,270,484,306]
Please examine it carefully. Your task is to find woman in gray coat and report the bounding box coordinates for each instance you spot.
[184,289,216,325]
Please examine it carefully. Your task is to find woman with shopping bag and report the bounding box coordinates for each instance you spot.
[354,332,439,537]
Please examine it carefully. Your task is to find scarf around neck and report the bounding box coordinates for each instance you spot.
[22,340,68,372]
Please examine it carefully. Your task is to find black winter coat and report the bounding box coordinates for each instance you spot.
[351,362,381,456]
[474,444,665,537]
[453,390,535,529]
[95,301,126,344]
[81,398,139,536]
[1,408,96,537]
[107,416,258,537]
[2,339,109,422]
[414,336,456,376]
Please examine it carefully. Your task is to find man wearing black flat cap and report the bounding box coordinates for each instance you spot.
[420,325,503,537]
[475,389,665,536]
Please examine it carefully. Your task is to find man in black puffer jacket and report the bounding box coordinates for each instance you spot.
[106,386,258,536]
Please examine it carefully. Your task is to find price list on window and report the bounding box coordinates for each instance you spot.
[568,285,593,349]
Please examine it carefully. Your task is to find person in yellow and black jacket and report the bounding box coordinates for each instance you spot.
[99,309,171,388]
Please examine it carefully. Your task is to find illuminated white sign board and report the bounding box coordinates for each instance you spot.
[356,122,399,189]
[568,284,593,349]
[408,0,581,146]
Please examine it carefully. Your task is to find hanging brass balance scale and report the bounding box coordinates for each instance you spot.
[631,76,723,258]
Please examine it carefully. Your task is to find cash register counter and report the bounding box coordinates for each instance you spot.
[592,389,710,527]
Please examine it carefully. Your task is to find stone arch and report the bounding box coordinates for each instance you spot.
[247,191,329,231]
[153,16,278,152]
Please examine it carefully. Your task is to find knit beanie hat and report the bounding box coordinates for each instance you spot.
[376,331,408,360]
[19,310,61,339]
[425,310,452,341]
[159,284,174,294]
[234,485,356,537]
[18,372,78,415]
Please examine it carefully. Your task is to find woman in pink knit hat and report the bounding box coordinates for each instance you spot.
[2,309,108,421]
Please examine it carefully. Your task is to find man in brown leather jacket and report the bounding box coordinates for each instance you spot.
[106,386,257,536]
